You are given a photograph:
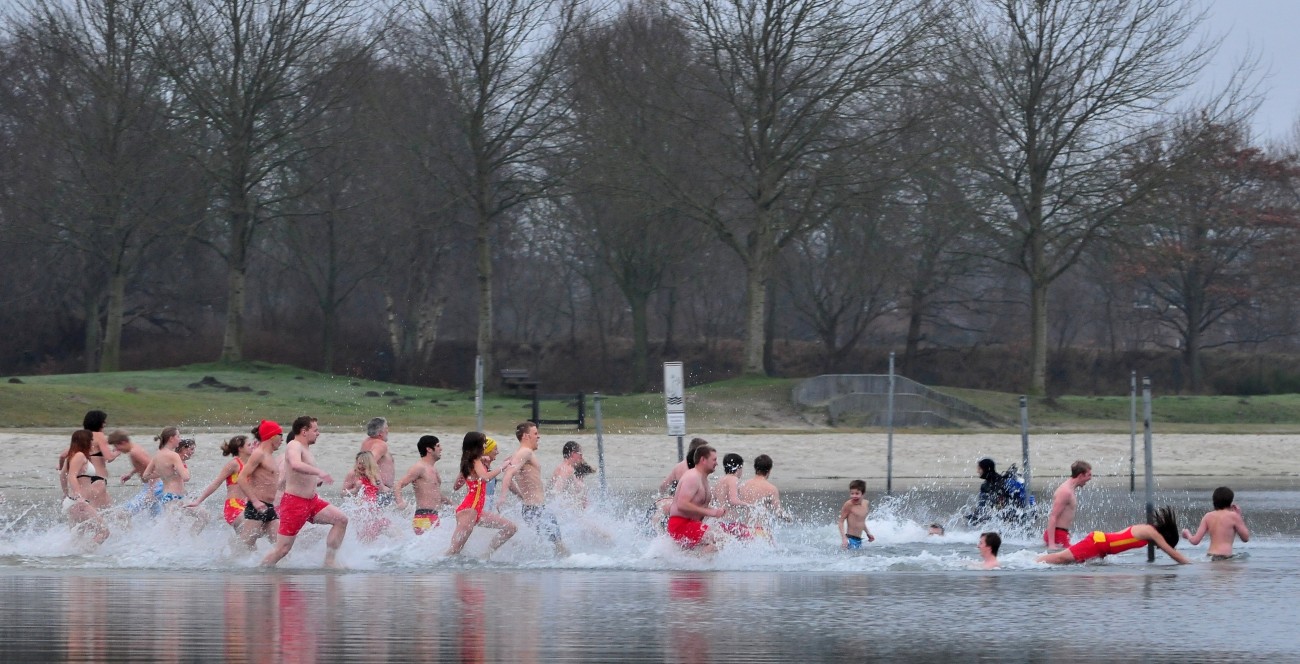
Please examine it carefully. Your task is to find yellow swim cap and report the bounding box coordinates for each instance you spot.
[483,437,497,455]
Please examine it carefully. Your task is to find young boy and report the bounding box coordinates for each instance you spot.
[978,532,1001,569]
[1181,486,1251,559]
[838,479,874,550]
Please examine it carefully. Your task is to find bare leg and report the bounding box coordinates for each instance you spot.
[262,534,296,567]
[446,510,477,556]
[477,511,517,558]
[311,506,349,568]
[1036,550,1079,565]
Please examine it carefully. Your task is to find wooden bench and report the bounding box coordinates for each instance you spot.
[499,368,539,394]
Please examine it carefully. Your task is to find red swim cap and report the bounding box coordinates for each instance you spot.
[258,420,283,441]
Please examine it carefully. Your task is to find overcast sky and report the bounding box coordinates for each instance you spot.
[1203,0,1299,144]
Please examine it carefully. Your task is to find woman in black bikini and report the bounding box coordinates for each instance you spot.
[61,430,110,544]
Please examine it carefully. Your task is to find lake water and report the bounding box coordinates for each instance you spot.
[1,480,1296,662]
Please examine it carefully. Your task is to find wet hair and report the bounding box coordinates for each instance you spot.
[693,445,716,467]
[222,435,249,457]
[250,423,262,441]
[417,435,440,458]
[562,441,581,458]
[978,458,996,479]
[1212,486,1234,510]
[722,453,743,475]
[1153,506,1179,548]
[107,430,130,446]
[516,421,537,441]
[753,454,773,476]
[156,426,180,449]
[981,532,1001,556]
[685,438,708,469]
[82,410,107,432]
[849,479,866,493]
[64,430,94,469]
[177,438,196,451]
[288,416,317,442]
[355,451,380,484]
[1071,460,1092,477]
[459,432,487,480]
[366,417,387,438]
[574,462,594,477]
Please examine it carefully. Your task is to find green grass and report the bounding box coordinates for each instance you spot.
[5,363,1300,433]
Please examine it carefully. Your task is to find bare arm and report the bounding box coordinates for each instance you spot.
[659,464,683,494]
[394,465,422,508]
[141,457,160,482]
[1153,534,1191,564]
[1234,508,1251,542]
[837,502,849,546]
[284,443,326,479]
[726,479,750,507]
[1182,514,1210,545]
[187,459,239,507]
[863,500,874,540]
[343,471,361,496]
[1045,492,1067,549]
[237,451,268,509]
[65,454,88,502]
[98,437,120,462]
[495,453,525,509]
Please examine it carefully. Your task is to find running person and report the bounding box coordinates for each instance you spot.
[141,429,191,514]
[395,436,452,534]
[60,430,110,544]
[711,453,754,540]
[236,420,284,549]
[446,433,515,558]
[497,421,568,557]
[343,451,392,541]
[186,435,253,529]
[262,416,349,568]
[668,445,725,553]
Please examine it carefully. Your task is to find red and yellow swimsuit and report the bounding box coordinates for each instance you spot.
[457,477,488,521]
[223,459,247,525]
[1067,527,1146,562]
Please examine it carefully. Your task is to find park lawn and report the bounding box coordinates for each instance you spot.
[4,363,1300,433]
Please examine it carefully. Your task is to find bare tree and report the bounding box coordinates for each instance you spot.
[949,0,1217,394]
[661,0,938,375]
[1117,117,1300,391]
[401,0,578,384]
[148,0,371,363]
[5,0,196,371]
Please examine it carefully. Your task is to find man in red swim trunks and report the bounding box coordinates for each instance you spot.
[262,416,350,568]
[668,444,725,553]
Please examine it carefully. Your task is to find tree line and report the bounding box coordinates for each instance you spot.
[2,0,1297,395]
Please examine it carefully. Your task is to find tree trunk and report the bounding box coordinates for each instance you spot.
[99,272,126,372]
[475,213,494,384]
[629,292,649,393]
[83,293,101,373]
[742,259,768,375]
[662,287,677,356]
[903,291,924,374]
[762,277,777,376]
[1029,276,1049,396]
[220,206,251,364]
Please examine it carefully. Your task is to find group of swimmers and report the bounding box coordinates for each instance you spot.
[55,410,1252,567]
[56,411,601,566]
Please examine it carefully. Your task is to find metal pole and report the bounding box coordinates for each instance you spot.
[1130,370,1137,492]
[1143,376,1155,562]
[594,393,607,496]
[676,435,684,463]
[1019,395,1031,493]
[886,352,895,495]
[475,355,484,432]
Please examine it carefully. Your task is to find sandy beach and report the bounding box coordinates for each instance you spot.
[6,428,1298,496]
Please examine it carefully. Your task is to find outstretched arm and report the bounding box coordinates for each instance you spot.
[1182,514,1210,545]
[187,459,238,508]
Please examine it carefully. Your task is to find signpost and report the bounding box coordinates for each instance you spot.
[664,362,686,461]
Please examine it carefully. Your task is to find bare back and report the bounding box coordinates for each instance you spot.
[1191,508,1251,556]
[145,449,189,494]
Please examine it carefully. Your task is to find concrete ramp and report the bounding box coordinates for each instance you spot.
[793,374,1000,428]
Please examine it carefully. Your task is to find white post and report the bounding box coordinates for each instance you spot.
[664,362,686,461]
[1019,395,1031,493]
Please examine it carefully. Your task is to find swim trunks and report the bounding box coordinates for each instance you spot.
[1044,527,1070,548]
[122,480,164,516]
[1067,527,1146,562]
[667,515,708,549]
[1208,553,1238,561]
[718,521,753,540]
[278,493,330,537]
[456,478,487,520]
[243,501,279,523]
[224,497,248,525]
[158,492,184,507]
[413,508,440,534]
[522,504,563,543]
[846,535,863,550]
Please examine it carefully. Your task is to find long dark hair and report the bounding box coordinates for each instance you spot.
[459,432,486,480]
[1153,506,1179,548]
[222,435,248,457]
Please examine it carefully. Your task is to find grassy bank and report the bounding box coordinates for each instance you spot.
[2,363,1299,433]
